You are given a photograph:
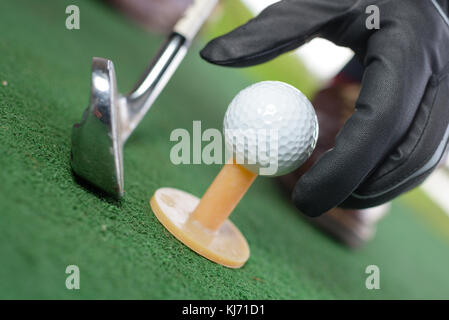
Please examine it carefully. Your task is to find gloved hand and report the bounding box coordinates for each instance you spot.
[200,0,449,217]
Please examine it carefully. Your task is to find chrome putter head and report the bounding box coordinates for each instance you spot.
[71,33,189,198]
[71,58,124,197]
[70,0,218,198]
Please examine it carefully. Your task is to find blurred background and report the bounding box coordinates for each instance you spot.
[1,0,449,299]
[110,0,449,222]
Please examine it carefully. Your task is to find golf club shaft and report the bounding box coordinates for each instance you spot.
[122,0,219,142]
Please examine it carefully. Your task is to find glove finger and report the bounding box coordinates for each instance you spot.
[343,64,449,208]
[292,38,430,217]
[200,0,357,67]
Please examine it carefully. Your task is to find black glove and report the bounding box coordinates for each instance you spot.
[200,0,449,217]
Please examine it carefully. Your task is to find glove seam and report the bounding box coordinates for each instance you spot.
[360,60,449,192]
[353,76,442,196]
[352,133,449,198]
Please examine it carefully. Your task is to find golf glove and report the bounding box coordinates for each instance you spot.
[200,0,449,216]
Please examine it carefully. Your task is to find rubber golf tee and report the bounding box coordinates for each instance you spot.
[190,159,257,231]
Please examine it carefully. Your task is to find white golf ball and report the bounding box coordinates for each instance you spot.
[223,81,318,176]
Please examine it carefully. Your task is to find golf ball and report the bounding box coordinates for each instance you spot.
[223,81,318,176]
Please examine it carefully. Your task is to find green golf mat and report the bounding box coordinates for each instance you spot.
[1,0,449,299]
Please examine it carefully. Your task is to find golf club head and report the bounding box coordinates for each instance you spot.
[71,57,124,198]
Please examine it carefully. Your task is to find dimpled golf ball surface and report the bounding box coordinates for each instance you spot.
[224,81,318,176]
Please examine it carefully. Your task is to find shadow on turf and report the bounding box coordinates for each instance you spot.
[71,170,124,207]
[274,179,364,250]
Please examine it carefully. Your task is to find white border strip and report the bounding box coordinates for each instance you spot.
[431,0,449,27]
[422,170,449,216]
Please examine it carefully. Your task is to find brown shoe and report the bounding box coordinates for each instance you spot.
[302,204,389,248]
[279,79,389,248]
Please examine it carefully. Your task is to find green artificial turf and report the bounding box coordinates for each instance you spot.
[1,0,449,299]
